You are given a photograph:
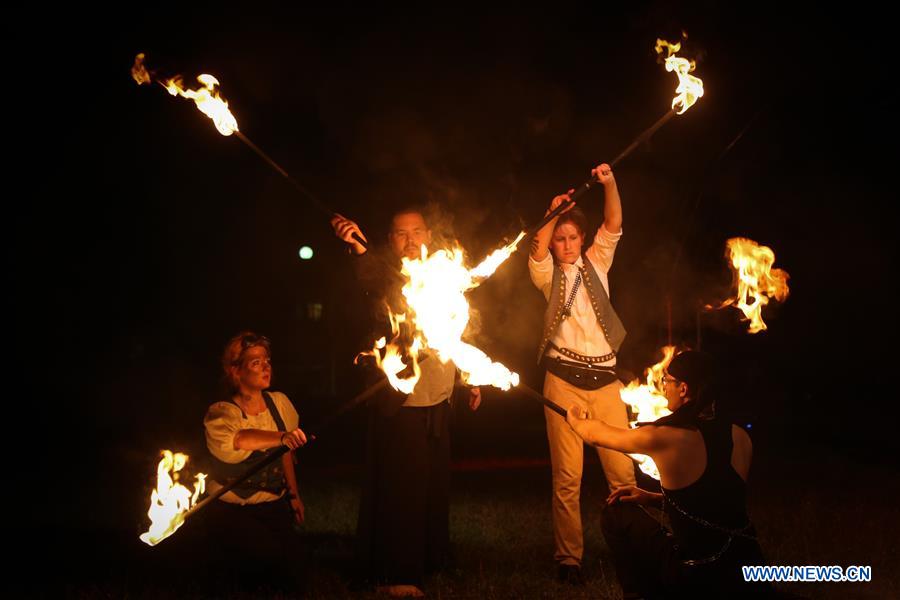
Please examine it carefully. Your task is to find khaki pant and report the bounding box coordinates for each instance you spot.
[543,371,636,566]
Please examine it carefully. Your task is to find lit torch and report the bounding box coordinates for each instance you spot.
[361,232,566,414]
[162,74,238,136]
[619,346,677,479]
[526,37,705,239]
[139,450,207,546]
[131,52,151,85]
[655,39,705,115]
[364,234,526,394]
[708,237,790,333]
[131,53,368,248]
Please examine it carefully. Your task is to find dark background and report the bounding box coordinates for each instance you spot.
[11,1,897,586]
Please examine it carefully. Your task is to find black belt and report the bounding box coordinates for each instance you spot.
[542,355,618,391]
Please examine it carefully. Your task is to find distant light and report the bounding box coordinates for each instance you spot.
[746,423,752,429]
[298,246,314,260]
[307,302,323,321]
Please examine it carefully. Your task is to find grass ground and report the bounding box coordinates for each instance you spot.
[40,434,898,599]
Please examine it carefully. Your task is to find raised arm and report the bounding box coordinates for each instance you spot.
[331,213,369,255]
[530,192,574,262]
[592,163,621,234]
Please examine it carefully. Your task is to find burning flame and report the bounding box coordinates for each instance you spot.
[131,53,151,85]
[361,233,526,393]
[619,346,677,479]
[131,53,239,136]
[361,331,423,395]
[655,39,704,114]
[139,450,206,546]
[163,74,239,136]
[470,232,527,280]
[710,237,790,334]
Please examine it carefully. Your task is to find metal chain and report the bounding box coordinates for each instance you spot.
[662,490,757,541]
[656,494,751,567]
[561,271,582,319]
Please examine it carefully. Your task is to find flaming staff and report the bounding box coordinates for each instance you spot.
[140,450,206,546]
[140,377,390,545]
[358,232,568,415]
[131,53,368,248]
[526,38,704,238]
[141,374,561,547]
[360,235,523,392]
[707,237,790,333]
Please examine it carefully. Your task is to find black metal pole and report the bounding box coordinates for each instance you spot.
[186,375,564,520]
[515,383,567,417]
[140,66,369,250]
[186,377,389,519]
[186,444,289,517]
[233,131,369,249]
[525,109,677,238]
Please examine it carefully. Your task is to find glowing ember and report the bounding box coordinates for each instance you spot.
[140,450,206,547]
[131,53,151,85]
[655,39,705,114]
[162,73,239,136]
[710,237,790,333]
[619,346,677,479]
[361,235,525,393]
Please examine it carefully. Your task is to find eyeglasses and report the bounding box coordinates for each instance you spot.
[661,376,679,385]
[232,334,271,365]
[240,334,270,349]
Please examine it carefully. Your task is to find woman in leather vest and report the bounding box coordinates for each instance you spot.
[528,162,636,585]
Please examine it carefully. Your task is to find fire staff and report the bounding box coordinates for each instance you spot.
[332,207,480,598]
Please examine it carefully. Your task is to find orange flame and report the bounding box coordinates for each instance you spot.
[139,450,206,546]
[131,53,151,85]
[655,39,704,114]
[162,73,239,136]
[131,53,239,136]
[711,237,790,334]
[469,232,527,280]
[362,234,526,393]
[358,330,423,395]
[619,346,677,479]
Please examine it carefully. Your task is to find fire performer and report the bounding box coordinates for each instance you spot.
[332,209,481,598]
[202,332,309,584]
[567,350,772,598]
[529,162,636,584]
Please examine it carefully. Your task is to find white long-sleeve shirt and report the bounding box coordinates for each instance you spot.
[404,356,457,407]
[529,225,622,367]
[204,390,299,504]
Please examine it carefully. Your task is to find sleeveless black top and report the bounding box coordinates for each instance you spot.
[662,419,756,563]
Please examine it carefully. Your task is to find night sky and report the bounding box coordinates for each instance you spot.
[13,2,898,570]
